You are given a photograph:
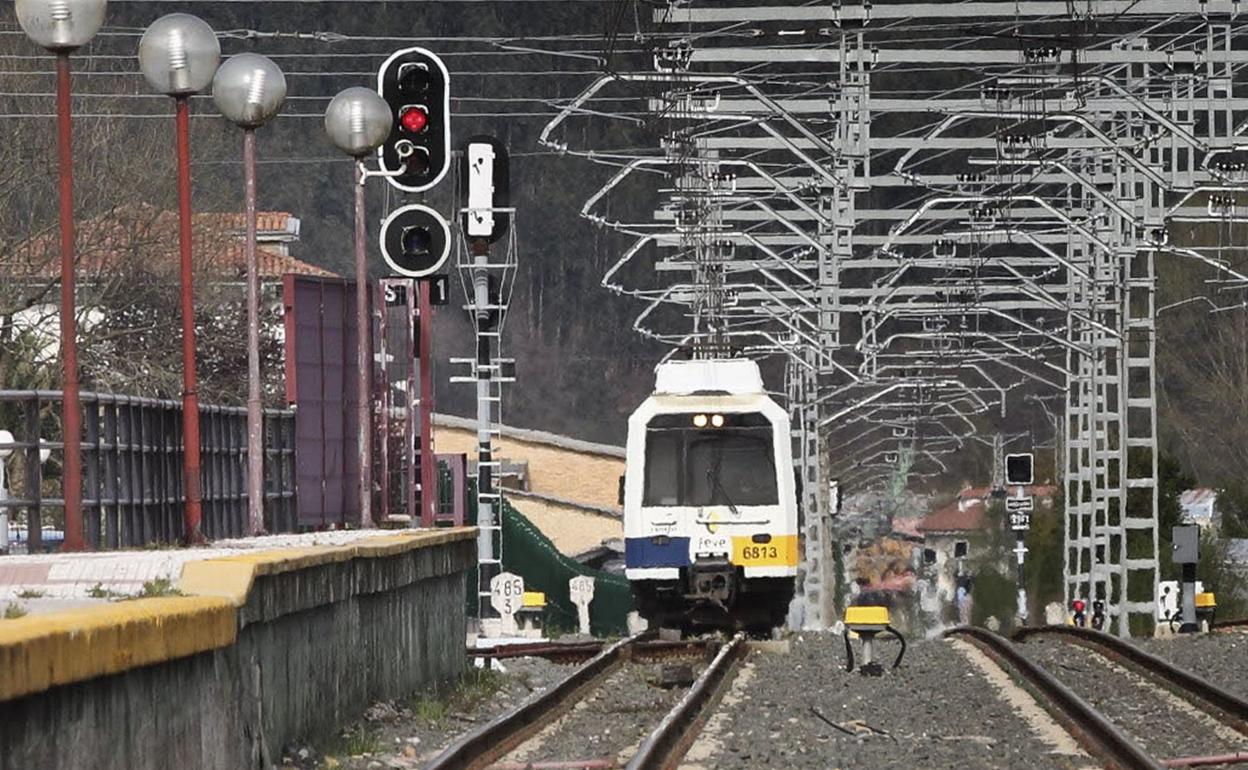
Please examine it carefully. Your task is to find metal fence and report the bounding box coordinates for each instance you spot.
[0,390,296,551]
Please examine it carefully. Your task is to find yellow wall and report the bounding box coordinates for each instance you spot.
[508,497,622,556]
[433,425,624,513]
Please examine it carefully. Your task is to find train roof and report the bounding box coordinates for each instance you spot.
[653,359,764,396]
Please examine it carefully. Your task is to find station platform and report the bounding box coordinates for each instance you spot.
[0,527,478,770]
[0,530,416,615]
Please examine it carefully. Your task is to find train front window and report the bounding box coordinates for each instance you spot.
[644,432,681,506]
[642,413,778,507]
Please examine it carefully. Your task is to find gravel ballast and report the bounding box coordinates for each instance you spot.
[281,656,573,770]
[506,655,709,766]
[1135,632,1248,701]
[687,633,1088,770]
[1017,637,1248,762]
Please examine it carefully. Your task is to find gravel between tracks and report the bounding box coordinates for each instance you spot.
[1018,638,1248,762]
[1136,633,1248,702]
[283,657,572,770]
[507,655,710,766]
[687,633,1088,770]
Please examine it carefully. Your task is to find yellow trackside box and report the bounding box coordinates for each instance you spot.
[844,606,890,628]
[522,591,547,609]
[1197,592,1217,609]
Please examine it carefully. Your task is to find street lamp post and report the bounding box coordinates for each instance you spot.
[325,87,392,529]
[16,0,108,552]
[138,13,220,543]
[212,53,287,537]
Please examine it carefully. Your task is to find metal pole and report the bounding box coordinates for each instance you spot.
[175,95,204,543]
[473,240,495,614]
[1180,562,1198,633]
[354,160,373,528]
[1016,532,1028,625]
[56,53,85,552]
[244,128,264,535]
[418,278,435,528]
[378,280,390,523]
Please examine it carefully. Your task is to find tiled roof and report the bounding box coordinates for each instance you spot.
[10,204,334,281]
[961,483,1057,501]
[917,497,988,533]
[208,211,300,236]
[916,481,1058,535]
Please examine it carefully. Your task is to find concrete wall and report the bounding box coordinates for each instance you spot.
[0,530,475,770]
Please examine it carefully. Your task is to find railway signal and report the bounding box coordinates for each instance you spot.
[454,134,519,627]
[1005,453,1034,486]
[462,135,510,243]
[377,47,451,193]
[378,201,449,530]
[380,204,452,278]
[1173,525,1201,633]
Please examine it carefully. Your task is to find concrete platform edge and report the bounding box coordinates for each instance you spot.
[0,528,478,770]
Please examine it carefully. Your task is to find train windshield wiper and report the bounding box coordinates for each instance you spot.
[706,446,740,516]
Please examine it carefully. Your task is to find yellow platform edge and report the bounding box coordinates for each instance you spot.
[0,527,476,703]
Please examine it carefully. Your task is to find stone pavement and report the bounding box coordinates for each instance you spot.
[0,530,405,613]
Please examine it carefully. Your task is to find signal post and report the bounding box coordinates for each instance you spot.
[375,47,454,528]
[451,136,516,626]
[1005,452,1035,626]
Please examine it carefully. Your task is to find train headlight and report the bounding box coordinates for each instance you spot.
[692,414,709,428]
[711,414,725,428]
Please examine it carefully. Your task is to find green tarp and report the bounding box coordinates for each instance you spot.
[461,487,634,635]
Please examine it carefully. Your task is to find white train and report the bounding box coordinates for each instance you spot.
[621,359,798,631]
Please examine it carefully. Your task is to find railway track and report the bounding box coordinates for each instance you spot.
[948,625,1248,769]
[468,639,702,665]
[428,633,746,770]
[1212,618,1248,633]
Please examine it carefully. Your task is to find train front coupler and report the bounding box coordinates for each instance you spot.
[685,558,735,607]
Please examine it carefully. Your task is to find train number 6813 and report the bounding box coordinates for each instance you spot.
[741,544,780,561]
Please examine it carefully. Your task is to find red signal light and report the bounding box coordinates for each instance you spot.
[400,107,429,134]
[1072,600,1086,612]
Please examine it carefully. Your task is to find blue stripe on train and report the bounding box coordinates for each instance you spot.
[625,536,691,568]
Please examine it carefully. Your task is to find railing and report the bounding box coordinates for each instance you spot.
[0,390,296,551]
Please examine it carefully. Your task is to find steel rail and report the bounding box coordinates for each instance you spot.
[945,626,1163,770]
[469,640,606,663]
[468,639,704,664]
[430,634,720,770]
[626,634,746,770]
[1014,625,1248,734]
[427,634,644,770]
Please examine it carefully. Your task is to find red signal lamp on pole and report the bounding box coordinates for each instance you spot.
[377,47,450,193]
[400,106,429,134]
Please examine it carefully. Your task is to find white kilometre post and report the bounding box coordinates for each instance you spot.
[490,571,524,637]
[569,575,595,636]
